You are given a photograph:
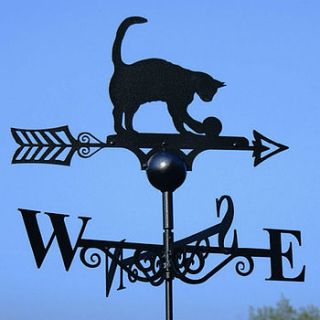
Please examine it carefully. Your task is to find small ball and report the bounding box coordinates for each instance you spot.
[202,117,222,137]
[146,151,187,192]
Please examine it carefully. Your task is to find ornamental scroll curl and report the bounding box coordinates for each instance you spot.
[79,246,104,269]
[127,249,165,286]
[77,132,106,159]
[234,255,255,277]
[172,239,210,278]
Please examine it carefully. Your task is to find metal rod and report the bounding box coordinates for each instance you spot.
[162,191,174,320]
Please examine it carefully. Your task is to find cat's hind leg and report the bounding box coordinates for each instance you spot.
[113,108,125,134]
[124,107,139,134]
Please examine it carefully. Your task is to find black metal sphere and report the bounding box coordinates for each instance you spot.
[202,117,222,137]
[146,151,187,192]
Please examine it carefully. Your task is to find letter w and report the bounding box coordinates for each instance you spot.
[19,209,91,270]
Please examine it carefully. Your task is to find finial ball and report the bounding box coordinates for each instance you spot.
[146,151,187,192]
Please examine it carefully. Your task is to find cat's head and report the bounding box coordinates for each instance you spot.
[195,73,225,102]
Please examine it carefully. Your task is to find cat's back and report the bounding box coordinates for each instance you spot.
[110,58,195,103]
[127,58,191,82]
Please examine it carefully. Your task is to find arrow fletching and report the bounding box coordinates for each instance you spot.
[11,126,77,165]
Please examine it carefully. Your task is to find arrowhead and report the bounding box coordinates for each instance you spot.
[252,130,289,166]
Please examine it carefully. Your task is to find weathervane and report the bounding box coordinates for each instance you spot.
[12,17,304,320]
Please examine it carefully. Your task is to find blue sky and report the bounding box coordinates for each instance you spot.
[1,1,320,319]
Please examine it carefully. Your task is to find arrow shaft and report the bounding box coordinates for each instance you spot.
[107,133,252,151]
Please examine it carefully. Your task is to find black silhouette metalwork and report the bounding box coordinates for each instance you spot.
[19,195,305,299]
[12,16,297,320]
[11,16,288,170]
[110,16,225,135]
[11,126,288,169]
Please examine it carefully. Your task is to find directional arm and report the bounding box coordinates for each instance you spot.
[20,194,304,298]
[11,126,288,169]
[75,227,294,294]
[74,196,302,295]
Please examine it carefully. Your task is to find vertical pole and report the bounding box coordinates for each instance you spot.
[146,151,186,320]
[163,191,174,320]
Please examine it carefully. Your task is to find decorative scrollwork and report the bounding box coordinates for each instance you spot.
[173,238,210,277]
[77,132,106,159]
[126,249,165,286]
[78,132,103,144]
[79,246,104,268]
[127,265,139,283]
[234,256,254,276]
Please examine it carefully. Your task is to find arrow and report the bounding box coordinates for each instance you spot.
[11,126,288,168]
[11,126,107,166]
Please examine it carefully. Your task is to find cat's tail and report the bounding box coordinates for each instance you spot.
[112,16,148,67]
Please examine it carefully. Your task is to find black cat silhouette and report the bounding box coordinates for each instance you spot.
[109,16,225,135]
